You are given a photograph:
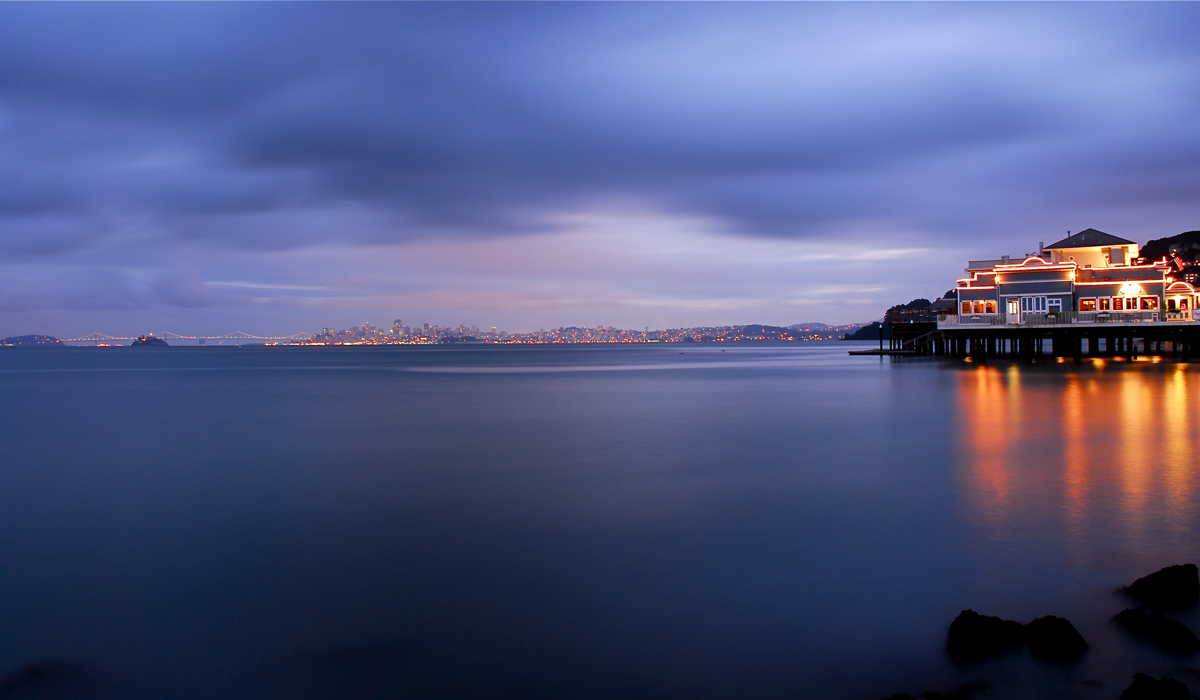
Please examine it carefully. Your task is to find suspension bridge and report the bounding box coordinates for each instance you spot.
[60,331,312,345]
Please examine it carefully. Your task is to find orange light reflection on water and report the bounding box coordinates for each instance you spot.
[956,363,1200,561]
[959,366,1013,529]
[1062,375,1088,534]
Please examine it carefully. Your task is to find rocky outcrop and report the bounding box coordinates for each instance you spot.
[946,610,1025,661]
[0,659,89,697]
[130,335,169,347]
[1114,606,1200,654]
[894,567,1200,698]
[1024,615,1089,661]
[1119,673,1190,700]
[1123,564,1199,608]
[946,610,1091,664]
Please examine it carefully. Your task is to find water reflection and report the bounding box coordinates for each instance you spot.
[1062,375,1088,536]
[957,362,1200,562]
[959,365,1014,530]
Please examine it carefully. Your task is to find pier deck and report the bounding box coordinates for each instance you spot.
[858,308,1200,360]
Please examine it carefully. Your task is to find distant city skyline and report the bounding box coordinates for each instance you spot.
[1,4,1199,337]
[20,320,867,346]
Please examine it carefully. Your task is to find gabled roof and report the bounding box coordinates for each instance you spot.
[1045,228,1135,250]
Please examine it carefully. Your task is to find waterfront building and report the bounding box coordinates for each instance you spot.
[950,228,1197,327]
[876,228,1200,358]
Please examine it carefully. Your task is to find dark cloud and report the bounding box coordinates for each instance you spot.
[0,3,1198,333]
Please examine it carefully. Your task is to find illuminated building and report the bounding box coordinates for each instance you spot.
[876,228,1200,358]
[949,229,1197,328]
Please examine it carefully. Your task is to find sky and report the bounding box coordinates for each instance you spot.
[1,3,1199,337]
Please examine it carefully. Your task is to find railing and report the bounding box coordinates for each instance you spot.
[940,314,1005,326]
[1013,312,1067,326]
[1076,311,1160,323]
[937,313,1067,326]
[938,310,1184,328]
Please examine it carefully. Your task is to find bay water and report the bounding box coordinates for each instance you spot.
[1,343,1198,699]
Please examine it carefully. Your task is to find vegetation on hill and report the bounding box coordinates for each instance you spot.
[1141,230,1200,262]
[844,322,890,341]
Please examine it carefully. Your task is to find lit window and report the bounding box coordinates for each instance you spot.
[1080,299,1097,311]
[1141,297,1158,310]
[972,301,984,314]
[1098,298,1110,311]
[1113,297,1124,311]
[961,301,971,314]
[985,300,996,314]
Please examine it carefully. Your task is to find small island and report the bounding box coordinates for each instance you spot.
[130,335,169,347]
[1,335,63,347]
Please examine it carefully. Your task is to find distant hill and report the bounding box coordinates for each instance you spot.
[843,323,890,341]
[1141,230,1200,262]
[788,322,830,330]
[2,335,62,347]
[890,298,932,311]
[739,324,798,338]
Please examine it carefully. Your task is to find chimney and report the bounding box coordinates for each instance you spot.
[1038,241,1044,254]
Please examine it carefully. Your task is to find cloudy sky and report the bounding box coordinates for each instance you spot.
[1,3,1198,336]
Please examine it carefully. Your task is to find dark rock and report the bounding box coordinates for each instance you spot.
[1114,606,1200,654]
[1119,673,1190,700]
[1124,564,1200,608]
[0,659,89,697]
[947,609,1025,661]
[1025,615,1089,661]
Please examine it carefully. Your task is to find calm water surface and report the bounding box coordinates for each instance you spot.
[0,344,1198,699]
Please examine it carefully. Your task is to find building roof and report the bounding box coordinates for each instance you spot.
[1045,228,1135,250]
